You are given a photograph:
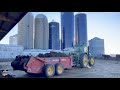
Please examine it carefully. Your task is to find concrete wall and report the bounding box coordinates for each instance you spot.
[0,44,24,59]
[0,44,64,59]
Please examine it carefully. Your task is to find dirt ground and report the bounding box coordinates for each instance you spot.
[1,59,120,78]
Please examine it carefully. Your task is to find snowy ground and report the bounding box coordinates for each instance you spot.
[1,59,120,78]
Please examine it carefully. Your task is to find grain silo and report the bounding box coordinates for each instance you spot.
[18,12,34,49]
[34,14,49,50]
[49,21,60,50]
[89,37,105,57]
[61,12,74,49]
[75,13,87,46]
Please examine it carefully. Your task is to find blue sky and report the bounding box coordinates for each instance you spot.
[0,12,120,54]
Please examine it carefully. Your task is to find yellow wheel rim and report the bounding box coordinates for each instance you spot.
[83,55,88,66]
[47,66,54,75]
[90,58,94,65]
[58,66,63,73]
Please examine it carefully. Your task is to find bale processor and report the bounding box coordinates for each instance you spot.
[11,52,73,77]
[11,46,95,78]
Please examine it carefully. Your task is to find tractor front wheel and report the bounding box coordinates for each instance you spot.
[89,57,95,66]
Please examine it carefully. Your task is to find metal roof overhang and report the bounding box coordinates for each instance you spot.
[0,12,27,41]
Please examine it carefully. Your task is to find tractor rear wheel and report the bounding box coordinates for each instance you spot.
[79,54,89,68]
[55,63,64,75]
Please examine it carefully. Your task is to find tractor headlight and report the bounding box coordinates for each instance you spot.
[84,46,88,53]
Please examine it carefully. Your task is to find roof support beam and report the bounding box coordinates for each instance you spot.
[0,15,16,23]
[0,36,3,39]
[0,30,7,33]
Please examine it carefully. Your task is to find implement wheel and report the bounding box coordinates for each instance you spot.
[44,64,55,77]
[89,57,95,66]
[79,54,89,68]
[55,63,64,75]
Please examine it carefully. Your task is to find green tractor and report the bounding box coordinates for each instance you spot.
[71,45,95,68]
